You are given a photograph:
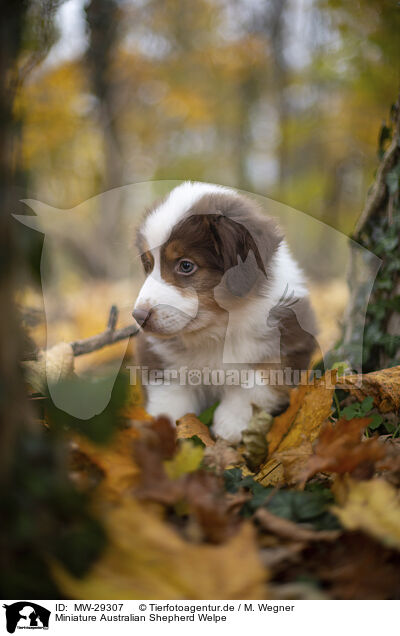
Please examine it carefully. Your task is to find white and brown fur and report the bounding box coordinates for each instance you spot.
[133,182,318,443]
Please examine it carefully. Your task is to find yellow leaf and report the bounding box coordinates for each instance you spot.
[256,371,336,486]
[176,413,215,446]
[332,478,400,551]
[71,427,140,500]
[164,441,204,480]
[52,498,266,599]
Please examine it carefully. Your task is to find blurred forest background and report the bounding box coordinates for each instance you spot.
[9,0,399,366]
[16,0,399,232]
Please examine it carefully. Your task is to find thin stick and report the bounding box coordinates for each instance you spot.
[22,305,141,360]
[71,322,140,356]
[71,306,140,356]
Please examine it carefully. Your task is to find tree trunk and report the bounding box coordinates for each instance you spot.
[0,0,35,481]
[338,93,400,371]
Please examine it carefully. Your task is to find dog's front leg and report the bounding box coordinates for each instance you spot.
[211,385,287,444]
[146,383,200,424]
[211,389,253,444]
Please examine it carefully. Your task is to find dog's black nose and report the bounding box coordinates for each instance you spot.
[132,307,150,326]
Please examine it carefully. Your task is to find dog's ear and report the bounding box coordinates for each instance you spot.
[205,214,267,274]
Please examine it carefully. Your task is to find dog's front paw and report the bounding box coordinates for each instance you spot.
[211,400,252,444]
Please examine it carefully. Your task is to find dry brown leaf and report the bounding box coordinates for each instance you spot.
[337,366,400,413]
[255,507,340,542]
[203,438,241,475]
[52,498,266,599]
[299,417,385,485]
[184,471,244,543]
[275,439,314,485]
[296,531,400,600]
[256,371,336,486]
[176,413,215,446]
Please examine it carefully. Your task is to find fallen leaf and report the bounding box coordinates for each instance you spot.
[337,366,400,413]
[255,507,340,542]
[266,384,309,456]
[295,531,400,600]
[242,407,273,471]
[275,439,314,485]
[203,439,241,475]
[256,371,336,486]
[176,413,215,446]
[332,478,400,550]
[299,417,385,485]
[52,498,266,599]
[70,426,140,500]
[164,440,204,480]
[184,471,245,543]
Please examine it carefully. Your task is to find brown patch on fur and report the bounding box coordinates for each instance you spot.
[188,192,283,269]
[140,250,154,274]
[157,192,282,302]
[164,239,185,262]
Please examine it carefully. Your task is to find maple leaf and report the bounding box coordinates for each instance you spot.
[299,417,385,485]
[256,371,336,486]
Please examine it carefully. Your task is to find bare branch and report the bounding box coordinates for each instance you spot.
[22,305,141,360]
[70,322,140,357]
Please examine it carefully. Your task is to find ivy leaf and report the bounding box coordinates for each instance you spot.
[361,396,374,413]
[368,414,384,430]
[343,404,360,420]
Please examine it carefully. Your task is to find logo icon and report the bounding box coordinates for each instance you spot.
[3,602,50,634]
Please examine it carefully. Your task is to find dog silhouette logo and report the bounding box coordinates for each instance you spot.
[3,602,50,633]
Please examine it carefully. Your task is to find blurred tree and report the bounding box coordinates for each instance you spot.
[0,0,107,599]
[85,0,122,191]
[337,94,400,371]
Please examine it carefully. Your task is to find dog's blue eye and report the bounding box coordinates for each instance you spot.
[176,259,197,275]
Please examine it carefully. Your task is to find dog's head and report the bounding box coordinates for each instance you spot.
[133,182,282,336]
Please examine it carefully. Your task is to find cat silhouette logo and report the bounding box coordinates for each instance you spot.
[3,602,50,633]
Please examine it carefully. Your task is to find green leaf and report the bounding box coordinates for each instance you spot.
[198,401,219,427]
[361,396,374,413]
[332,361,350,376]
[223,467,244,493]
[343,404,361,420]
[368,414,383,430]
[189,434,206,448]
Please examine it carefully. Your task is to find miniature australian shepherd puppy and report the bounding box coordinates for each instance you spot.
[133,182,318,443]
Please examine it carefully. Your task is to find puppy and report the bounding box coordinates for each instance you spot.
[133,182,318,443]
